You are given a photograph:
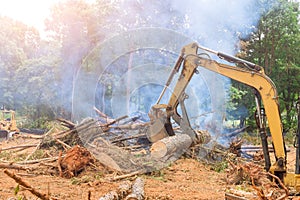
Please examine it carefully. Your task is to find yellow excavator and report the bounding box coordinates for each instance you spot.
[147,43,300,192]
[0,109,19,140]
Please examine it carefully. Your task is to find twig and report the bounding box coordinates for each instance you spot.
[111,170,145,181]
[4,169,50,200]
[93,106,112,119]
[102,115,128,127]
[55,138,71,150]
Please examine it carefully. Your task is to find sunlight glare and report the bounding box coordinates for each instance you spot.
[0,0,59,32]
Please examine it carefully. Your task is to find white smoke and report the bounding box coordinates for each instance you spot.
[74,0,272,140]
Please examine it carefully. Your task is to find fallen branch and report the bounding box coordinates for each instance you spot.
[56,118,75,129]
[0,144,37,152]
[16,156,62,165]
[267,172,289,199]
[55,138,71,150]
[93,106,113,123]
[125,177,144,200]
[4,169,50,200]
[0,163,32,170]
[102,115,128,127]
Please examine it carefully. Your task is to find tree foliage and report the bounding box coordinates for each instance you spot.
[240,0,300,131]
[0,0,299,131]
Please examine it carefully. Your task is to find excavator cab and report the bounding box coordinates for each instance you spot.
[0,109,19,140]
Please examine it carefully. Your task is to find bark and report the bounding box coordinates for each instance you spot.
[150,134,192,159]
[111,133,146,143]
[4,169,49,200]
[109,122,150,130]
[0,163,31,170]
[98,181,132,200]
[56,118,75,129]
[125,177,144,200]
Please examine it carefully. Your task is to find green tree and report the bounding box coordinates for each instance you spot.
[241,0,300,131]
[45,0,99,119]
[0,16,41,108]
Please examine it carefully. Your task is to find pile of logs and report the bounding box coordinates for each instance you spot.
[0,107,244,199]
[68,108,212,174]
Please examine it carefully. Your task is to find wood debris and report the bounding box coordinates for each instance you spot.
[99,177,145,200]
[226,160,288,199]
[0,112,233,199]
[4,169,52,200]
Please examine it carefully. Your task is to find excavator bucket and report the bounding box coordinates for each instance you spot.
[146,104,174,143]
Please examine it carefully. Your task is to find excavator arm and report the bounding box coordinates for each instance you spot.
[147,43,295,184]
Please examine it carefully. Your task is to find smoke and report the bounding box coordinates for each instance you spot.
[73,0,274,142]
[170,0,261,52]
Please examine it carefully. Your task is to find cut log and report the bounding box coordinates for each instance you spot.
[125,177,144,200]
[150,134,192,159]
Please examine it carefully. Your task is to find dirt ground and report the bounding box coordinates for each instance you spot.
[0,137,227,200]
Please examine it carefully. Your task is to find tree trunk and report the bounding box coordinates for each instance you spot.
[150,134,192,159]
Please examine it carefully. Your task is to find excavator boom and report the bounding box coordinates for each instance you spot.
[147,43,299,187]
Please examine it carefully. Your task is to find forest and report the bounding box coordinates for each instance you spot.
[0,0,299,135]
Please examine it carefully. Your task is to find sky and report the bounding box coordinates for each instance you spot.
[0,0,95,35]
[0,0,60,32]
